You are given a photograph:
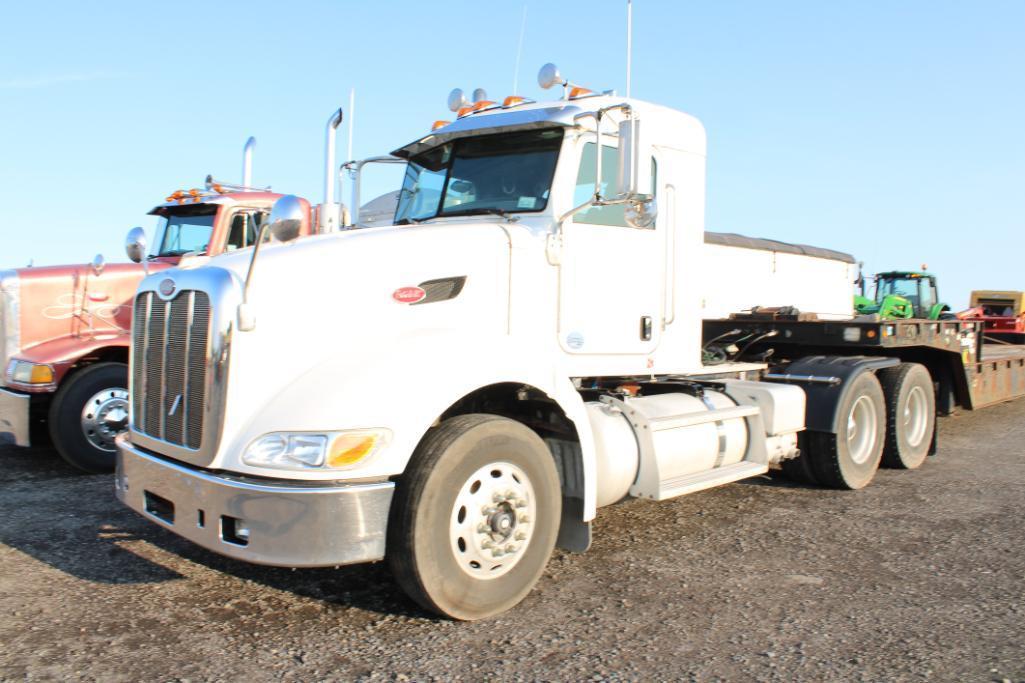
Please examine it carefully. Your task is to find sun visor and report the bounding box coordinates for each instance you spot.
[392,104,584,159]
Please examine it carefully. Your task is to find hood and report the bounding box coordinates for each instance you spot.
[1,260,172,365]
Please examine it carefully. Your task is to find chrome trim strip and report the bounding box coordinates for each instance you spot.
[182,290,195,447]
[0,270,20,389]
[158,297,171,440]
[116,435,394,568]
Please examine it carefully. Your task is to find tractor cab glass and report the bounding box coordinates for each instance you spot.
[394,128,563,224]
[919,278,938,313]
[877,277,920,308]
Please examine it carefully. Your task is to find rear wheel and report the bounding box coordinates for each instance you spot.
[806,371,886,490]
[878,363,935,469]
[388,414,561,620]
[48,363,128,473]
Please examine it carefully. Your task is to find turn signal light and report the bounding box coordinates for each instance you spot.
[328,433,380,468]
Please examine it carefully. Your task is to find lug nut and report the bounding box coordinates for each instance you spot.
[481,505,496,515]
[515,531,527,541]
[477,523,489,533]
[515,500,527,508]
[481,539,493,549]
[492,549,505,558]
[492,493,504,503]
[518,514,530,524]
[505,544,517,554]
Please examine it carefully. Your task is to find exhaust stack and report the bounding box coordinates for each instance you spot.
[321,108,345,233]
[242,136,255,188]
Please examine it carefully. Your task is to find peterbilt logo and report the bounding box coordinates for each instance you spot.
[159,279,176,297]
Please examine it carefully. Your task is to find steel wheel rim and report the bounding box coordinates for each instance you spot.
[449,461,537,580]
[903,385,929,448]
[81,388,129,452]
[847,395,878,465]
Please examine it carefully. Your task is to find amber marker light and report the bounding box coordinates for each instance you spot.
[503,96,526,107]
[327,430,390,469]
[432,120,451,131]
[569,86,594,99]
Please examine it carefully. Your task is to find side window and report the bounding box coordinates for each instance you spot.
[573,143,658,227]
[573,143,626,226]
[225,211,267,251]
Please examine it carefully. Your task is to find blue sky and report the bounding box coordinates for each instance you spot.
[1,0,1022,307]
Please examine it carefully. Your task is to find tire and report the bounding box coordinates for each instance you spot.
[806,371,886,490]
[779,431,819,485]
[877,363,935,469]
[388,414,562,621]
[48,363,129,473]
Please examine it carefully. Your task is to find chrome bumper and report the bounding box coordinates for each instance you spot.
[115,435,394,568]
[0,387,30,447]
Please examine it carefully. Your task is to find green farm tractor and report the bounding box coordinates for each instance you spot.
[854,270,953,320]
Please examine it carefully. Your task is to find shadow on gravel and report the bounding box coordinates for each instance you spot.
[0,444,185,584]
[1,444,434,619]
[735,471,809,490]
[136,521,437,621]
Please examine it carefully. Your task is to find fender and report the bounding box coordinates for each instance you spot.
[770,355,899,433]
[13,334,129,385]
[219,330,601,522]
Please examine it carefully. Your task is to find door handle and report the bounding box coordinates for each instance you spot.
[640,316,652,341]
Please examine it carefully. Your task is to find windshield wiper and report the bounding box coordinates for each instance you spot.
[440,207,518,221]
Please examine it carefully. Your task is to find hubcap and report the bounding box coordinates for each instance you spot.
[846,395,878,465]
[81,388,129,452]
[903,385,928,448]
[450,462,537,580]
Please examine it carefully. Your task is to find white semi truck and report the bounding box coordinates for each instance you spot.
[115,64,1023,620]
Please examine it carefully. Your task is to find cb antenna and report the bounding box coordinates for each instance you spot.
[626,0,633,98]
[513,5,528,93]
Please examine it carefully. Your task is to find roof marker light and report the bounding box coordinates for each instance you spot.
[569,86,595,99]
[432,120,451,131]
[503,95,532,107]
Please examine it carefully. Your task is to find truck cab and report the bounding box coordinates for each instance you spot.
[0,187,304,472]
[116,65,935,620]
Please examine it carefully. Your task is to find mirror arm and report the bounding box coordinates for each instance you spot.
[242,222,272,306]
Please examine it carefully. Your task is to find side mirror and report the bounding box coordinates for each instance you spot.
[624,197,658,229]
[267,195,306,244]
[617,118,652,199]
[125,227,147,263]
[90,253,105,276]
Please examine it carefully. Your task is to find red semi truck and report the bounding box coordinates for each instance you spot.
[0,115,349,472]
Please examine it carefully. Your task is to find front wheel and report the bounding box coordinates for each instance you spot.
[387,414,562,620]
[48,362,128,473]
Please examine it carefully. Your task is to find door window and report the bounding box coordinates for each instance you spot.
[225,211,267,251]
[573,143,658,227]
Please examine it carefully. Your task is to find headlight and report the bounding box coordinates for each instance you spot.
[7,360,55,385]
[242,429,390,471]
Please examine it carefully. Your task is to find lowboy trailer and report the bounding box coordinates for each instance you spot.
[115,63,1025,620]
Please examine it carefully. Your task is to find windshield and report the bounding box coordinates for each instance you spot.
[155,208,217,257]
[394,128,564,224]
[876,277,920,305]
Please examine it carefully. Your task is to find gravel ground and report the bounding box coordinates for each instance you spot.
[1,400,1024,682]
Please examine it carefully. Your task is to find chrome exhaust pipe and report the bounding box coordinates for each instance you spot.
[242,136,255,188]
[321,108,345,232]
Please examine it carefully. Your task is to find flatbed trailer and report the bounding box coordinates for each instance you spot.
[703,317,1025,414]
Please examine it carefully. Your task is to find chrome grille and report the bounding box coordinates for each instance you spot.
[132,290,210,450]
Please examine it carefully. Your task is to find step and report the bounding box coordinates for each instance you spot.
[649,461,769,501]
